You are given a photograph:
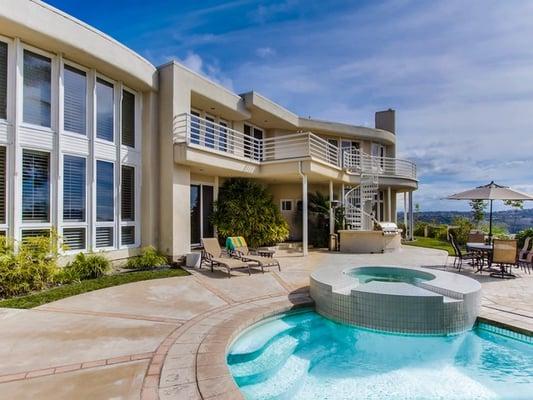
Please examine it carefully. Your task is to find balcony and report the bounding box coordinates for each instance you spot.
[173,113,416,180]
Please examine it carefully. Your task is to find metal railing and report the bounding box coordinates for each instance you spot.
[343,149,416,179]
[173,112,416,179]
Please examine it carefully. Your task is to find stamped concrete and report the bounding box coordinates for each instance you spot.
[0,246,531,399]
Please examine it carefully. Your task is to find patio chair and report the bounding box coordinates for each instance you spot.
[226,236,281,272]
[468,232,485,243]
[201,238,251,278]
[518,249,532,274]
[490,239,518,279]
[518,236,532,261]
[449,234,481,271]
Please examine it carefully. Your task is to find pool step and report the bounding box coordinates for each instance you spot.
[239,354,309,400]
[230,335,299,386]
[228,312,318,363]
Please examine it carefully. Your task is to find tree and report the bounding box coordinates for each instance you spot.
[503,200,524,209]
[469,200,487,227]
[211,179,289,248]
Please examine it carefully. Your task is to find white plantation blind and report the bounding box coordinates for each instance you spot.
[121,226,135,246]
[0,41,7,120]
[63,227,86,250]
[0,146,5,224]
[63,155,86,222]
[95,226,113,248]
[96,78,114,141]
[121,90,135,147]
[121,165,134,221]
[22,150,50,222]
[63,65,87,135]
[23,50,51,127]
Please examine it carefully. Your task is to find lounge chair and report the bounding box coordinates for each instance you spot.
[490,239,518,279]
[519,251,532,274]
[201,238,251,278]
[449,234,481,271]
[226,236,281,272]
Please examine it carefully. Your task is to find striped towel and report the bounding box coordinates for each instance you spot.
[226,236,247,251]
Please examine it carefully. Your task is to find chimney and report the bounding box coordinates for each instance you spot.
[375,109,395,134]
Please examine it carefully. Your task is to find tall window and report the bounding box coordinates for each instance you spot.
[0,41,7,120]
[23,50,51,127]
[0,146,5,224]
[121,90,135,147]
[96,78,113,141]
[63,155,86,221]
[96,160,114,221]
[63,65,86,135]
[22,150,50,222]
[121,166,134,221]
[96,160,114,248]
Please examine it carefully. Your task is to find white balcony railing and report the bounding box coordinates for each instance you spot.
[173,113,416,180]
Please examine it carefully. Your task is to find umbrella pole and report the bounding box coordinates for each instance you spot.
[488,199,493,244]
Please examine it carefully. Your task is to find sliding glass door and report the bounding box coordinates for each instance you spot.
[190,184,214,246]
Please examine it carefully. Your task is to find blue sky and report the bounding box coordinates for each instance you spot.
[47,0,533,211]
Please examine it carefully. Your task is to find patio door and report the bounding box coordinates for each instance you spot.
[244,124,263,160]
[371,143,385,171]
[190,184,214,247]
[342,140,360,168]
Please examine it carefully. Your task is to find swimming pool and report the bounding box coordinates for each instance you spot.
[227,310,533,400]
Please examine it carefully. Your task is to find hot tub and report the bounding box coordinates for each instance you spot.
[310,265,481,335]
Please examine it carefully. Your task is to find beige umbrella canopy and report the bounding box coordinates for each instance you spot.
[447,181,533,240]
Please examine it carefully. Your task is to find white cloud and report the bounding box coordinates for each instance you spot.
[179,52,234,90]
[256,47,276,58]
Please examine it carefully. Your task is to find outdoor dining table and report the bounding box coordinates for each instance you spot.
[466,242,493,271]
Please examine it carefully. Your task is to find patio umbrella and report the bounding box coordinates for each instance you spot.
[447,181,533,241]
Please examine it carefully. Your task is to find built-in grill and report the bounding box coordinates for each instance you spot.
[377,222,401,236]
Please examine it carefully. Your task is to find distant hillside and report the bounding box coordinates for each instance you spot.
[397,208,533,234]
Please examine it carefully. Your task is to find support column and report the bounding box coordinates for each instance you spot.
[408,191,414,241]
[329,180,334,235]
[387,186,392,222]
[403,192,408,237]
[302,174,308,256]
[213,176,219,237]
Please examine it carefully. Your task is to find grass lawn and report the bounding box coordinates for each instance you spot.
[0,268,189,309]
[405,236,455,256]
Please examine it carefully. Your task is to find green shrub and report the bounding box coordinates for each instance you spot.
[126,246,167,270]
[414,222,428,237]
[515,228,533,249]
[449,217,474,245]
[0,234,60,299]
[63,252,110,281]
[211,178,289,247]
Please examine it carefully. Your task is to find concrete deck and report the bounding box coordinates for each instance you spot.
[0,246,531,399]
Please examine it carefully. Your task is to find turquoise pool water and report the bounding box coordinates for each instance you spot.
[227,310,533,400]
[346,266,435,285]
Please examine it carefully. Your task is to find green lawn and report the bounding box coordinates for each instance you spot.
[404,236,455,256]
[0,268,189,309]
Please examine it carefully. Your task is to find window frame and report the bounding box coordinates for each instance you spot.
[280,199,293,212]
[20,44,55,131]
[0,145,7,232]
[0,35,12,123]
[94,159,115,250]
[61,153,88,253]
[120,86,136,148]
[61,60,89,137]
[94,74,116,144]
[120,163,137,248]
[20,147,52,228]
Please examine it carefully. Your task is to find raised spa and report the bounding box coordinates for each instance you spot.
[310,265,481,334]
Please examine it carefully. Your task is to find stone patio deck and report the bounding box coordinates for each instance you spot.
[0,246,531,399]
